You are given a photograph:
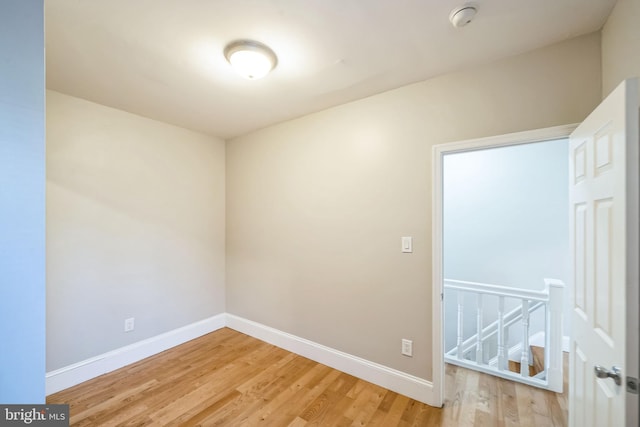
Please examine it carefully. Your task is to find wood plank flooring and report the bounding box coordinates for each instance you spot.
[48,328,567,426]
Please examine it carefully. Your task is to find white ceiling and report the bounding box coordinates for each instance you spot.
[45,0,616,140]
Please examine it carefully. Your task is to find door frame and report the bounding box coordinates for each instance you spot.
[431,123,577,407]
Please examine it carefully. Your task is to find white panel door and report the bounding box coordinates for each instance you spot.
[569,79,639,427]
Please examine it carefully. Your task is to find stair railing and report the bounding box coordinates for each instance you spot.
[444,278,564,392]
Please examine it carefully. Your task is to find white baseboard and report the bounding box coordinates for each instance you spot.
[225,314,436,406]
[527,332,571,353]
[45,313,226,395]
[506,332,571,362]
[47,313,439,405]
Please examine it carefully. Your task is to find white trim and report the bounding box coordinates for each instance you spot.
[432,124,577,407]
[432,123,578,154]
[46,312,438,405]
[225,314,437,406]
[529,331,571,353]
[45,314,226,395]
[512,332,570,353]
[432,146,445,407]
[529,331,546,349]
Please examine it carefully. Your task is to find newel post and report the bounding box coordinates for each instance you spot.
[545,278,565,393]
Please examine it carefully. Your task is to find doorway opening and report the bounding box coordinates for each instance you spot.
[443,138,569,384]
[431,124,576,408]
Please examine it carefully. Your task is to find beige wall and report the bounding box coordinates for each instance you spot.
[46,90,226,371]
[226,33,602,380]
[602,0,640,97]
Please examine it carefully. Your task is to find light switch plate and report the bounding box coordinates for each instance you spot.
[401,236,413,253]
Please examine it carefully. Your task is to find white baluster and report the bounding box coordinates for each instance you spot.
[497,296,506,371]
[504,325,509,364]
[476,293,483,364]
[457,291,464,359]
[520,299,530,377]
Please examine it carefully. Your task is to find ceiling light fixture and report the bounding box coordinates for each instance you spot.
[224,40,278,80]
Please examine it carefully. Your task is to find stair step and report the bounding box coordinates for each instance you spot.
[507,345,545,376]
[508,360,537,376]
[531,345,545,374]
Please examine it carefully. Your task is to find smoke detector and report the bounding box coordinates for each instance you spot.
[449,4,478,28]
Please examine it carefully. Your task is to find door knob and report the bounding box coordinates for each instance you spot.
[594,365,622,386]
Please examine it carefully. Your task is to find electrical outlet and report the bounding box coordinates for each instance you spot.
[124,317,135,332]
[402,339,413,357]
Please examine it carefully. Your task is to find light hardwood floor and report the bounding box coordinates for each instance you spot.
[48,328,567,426]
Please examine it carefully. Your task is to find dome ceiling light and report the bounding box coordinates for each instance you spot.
[224,40,278,80]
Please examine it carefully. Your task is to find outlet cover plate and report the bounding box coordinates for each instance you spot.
[124,317,135,332]
[402,338,413,357]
